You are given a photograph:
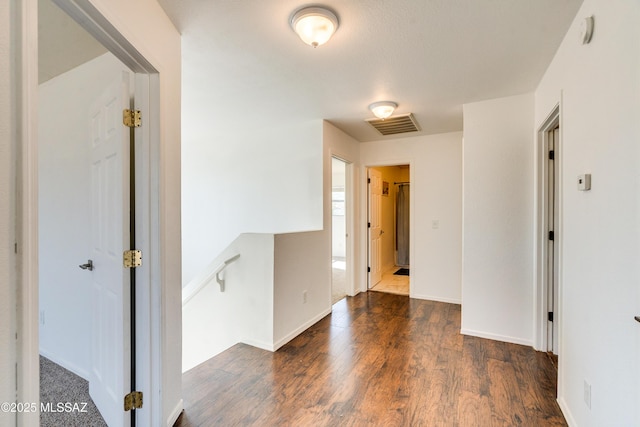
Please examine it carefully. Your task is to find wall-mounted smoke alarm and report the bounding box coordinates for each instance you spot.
[580,16,594,44]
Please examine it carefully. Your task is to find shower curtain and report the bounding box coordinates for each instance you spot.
[396,184,410,266]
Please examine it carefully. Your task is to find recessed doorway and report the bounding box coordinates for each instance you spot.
[331,157,348,304]
[367,165,410,296]
[37,0,154,425]
[536,106,560,378]
[38,6,134,425]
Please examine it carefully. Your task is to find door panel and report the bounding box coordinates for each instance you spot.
[369,168,383,287]
[89,72,130,427]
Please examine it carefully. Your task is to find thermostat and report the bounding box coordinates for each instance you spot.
[578,174,591,191]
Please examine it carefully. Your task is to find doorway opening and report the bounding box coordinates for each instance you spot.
[367,165,410,296]
[536,106,560,369]
[36,0,153,425]
[331,157,348,304]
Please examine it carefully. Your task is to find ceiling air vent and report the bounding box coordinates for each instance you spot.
[366,113,421,136]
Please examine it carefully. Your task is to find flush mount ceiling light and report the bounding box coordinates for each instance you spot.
[290,6,339,48]
[368,101,398,119]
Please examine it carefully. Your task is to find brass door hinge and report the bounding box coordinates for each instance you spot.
[123,109,141,128]
[123,250,142,268]
[124,391,143,411]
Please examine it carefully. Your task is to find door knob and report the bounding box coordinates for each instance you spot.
[79,260,94,271]
[635,316,640,323]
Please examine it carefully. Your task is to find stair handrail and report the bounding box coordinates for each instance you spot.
[182,253,240,305]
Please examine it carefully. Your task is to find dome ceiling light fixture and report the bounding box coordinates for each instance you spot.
[368,101,398,120]
[290,6,339,48]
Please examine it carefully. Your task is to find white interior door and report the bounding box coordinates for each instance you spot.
[368,168,383,288]
[89,71,131,427]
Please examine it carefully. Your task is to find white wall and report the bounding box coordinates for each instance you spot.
[183,228,333,372]
[38,52,129,379]
[183,122,355,372]
[182,120,324,286]
[0,1,16,424]
[270,121,360,352]
[182,233,274,372]
[461,93,534,345]
[252,121,361,352]
[360,132,462,303]
[274,231,330,348]
[535,1,640,425]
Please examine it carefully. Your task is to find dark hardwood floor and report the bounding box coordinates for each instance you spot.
[175,292,566,426]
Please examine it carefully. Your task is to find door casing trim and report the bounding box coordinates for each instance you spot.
[534,103,562,354]
[361,161,413,296]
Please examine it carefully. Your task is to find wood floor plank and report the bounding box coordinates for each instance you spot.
[510,345,566,426]
[175,292,566,426]
[457,389,493,426]
[487,358,528,425]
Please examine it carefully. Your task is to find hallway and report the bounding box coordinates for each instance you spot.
[175,292,564,426]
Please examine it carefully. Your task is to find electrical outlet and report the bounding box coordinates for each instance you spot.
[584,380,591,409]
[303,290,307,304]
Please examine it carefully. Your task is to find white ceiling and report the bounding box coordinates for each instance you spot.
[156,0,583,142]
[38,0,583,141]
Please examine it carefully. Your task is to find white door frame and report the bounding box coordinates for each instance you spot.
[362,161,413,295]
[16,0,163,425]
[330,152,356,297]
[535,104,562,353]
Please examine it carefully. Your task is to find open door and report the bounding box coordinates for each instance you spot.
[89,71,132,427]
[368,168,383,288]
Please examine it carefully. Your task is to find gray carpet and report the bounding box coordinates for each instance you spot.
[40,355,107,427]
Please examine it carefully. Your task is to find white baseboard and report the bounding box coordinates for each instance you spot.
[460,328,533,347]
[557,397,576,427]
[166,399,183,427]
[272,308,332,351]
[241,338,275,352]
[39,348,90,381]
[410,293,461,305]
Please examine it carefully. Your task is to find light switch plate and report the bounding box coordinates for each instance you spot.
[578,174,591,191]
